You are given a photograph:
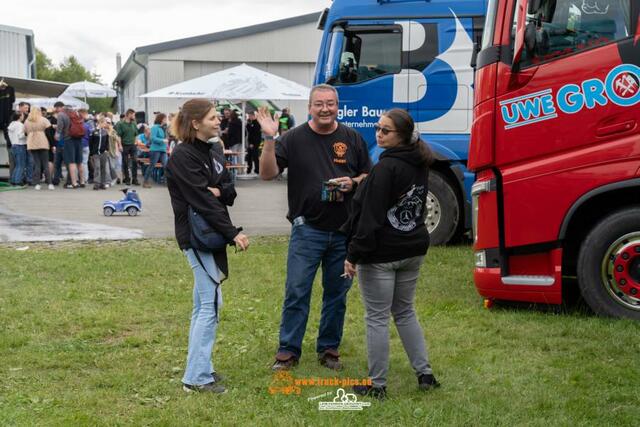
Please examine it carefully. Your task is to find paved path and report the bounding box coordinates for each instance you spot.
[0,178,290,242]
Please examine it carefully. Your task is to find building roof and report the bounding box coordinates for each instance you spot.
[136,12,320,55]
[114,12,320,84]
[0,24,34,36]
[0,75,68,97]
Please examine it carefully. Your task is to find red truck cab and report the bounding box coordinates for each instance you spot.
[469,0,640,318]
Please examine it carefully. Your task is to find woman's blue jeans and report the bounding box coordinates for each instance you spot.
[11,145,32,185]
[182,249,223,386]
[143,151,167,182]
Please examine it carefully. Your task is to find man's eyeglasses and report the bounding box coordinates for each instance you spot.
[374,124,398,135]
[311,101,337,109]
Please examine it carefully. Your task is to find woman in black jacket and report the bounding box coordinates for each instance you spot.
[166,99,249,394]
[341,108,438,399]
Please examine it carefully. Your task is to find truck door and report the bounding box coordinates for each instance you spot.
[330,21,404,161]
[496,0,637,248]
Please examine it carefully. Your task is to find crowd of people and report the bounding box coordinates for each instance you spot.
[4,102,279,191]
[5,88,435,400]
[167,85,437,400]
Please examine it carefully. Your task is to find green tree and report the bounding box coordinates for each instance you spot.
[36,47,115,113]
[35,48,55,81]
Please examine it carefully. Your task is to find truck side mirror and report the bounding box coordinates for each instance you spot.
[324,28,345,84]
[512,0,528,70]
[470,34,482,70]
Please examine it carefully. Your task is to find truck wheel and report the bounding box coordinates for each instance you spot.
[126,207,139,217]
[577,207,640,319]
[103,206,114,217]
[426,170,460,246]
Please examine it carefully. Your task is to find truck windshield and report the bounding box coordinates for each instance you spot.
[481,0,499,49]
[513,0,631,67]
[335,29,402,84]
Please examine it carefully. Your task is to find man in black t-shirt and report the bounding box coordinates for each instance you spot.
[258,84,371,371]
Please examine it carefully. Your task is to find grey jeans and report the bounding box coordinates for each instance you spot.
[91,152,110,186]
[357,255,432,387]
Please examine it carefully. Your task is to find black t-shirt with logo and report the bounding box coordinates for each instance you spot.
[276,122,371,231]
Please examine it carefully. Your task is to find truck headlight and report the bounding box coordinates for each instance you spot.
[470,179,495,243]
[475,250,487,268]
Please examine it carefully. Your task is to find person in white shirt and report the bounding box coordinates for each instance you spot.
[8,112,30,186]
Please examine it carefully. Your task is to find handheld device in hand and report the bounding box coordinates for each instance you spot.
[321,180,344,202]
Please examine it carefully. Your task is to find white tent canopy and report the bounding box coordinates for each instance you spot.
[14,95,89,110]
[141,64,310,172]
[140,63,310,100]
[63,81,117,99]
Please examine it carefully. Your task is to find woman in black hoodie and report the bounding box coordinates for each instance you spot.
[166,99,249,394]
[341,108,438,398]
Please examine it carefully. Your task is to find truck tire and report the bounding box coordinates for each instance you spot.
[426,170,460,246]
[577,207,640,320]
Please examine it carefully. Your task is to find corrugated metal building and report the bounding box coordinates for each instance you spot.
[0,24,36,79]
[113,12,322,124]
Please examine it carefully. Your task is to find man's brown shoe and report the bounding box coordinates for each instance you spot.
[271,353,299,371]
[318,349,343,371]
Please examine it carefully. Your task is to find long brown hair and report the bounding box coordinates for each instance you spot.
[171,99,215,143]
[154,113,167,125]
[382,108,433,166]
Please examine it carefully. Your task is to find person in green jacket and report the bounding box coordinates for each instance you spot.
[115,109,139,185]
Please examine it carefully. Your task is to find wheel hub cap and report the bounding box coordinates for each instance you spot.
[602,234,640,310]
[612,242,640,297]
[425,191,441,234]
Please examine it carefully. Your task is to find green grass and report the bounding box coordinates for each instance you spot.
[1,238,639,426]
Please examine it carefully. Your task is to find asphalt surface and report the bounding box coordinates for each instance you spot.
[0,177,290,242]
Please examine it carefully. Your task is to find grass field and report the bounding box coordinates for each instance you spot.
[1,238,639,426]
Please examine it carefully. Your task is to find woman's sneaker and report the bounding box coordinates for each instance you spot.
[418,374,440,391]
[182,382,226,394]
[48,184,55,190]
[34,184,41,190]
[352,385,387,399]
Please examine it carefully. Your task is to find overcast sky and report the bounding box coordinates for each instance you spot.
[6,0,329,84]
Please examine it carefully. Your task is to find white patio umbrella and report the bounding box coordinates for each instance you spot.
[63,81,117,101]
[140,64,310,170]
[14,95,89,110]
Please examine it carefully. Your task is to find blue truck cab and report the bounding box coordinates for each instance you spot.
[314,0,487,244]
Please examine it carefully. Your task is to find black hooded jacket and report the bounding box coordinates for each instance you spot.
[166,139,239,278]
[341,144,430,264]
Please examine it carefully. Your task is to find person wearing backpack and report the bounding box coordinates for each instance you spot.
[59,105,85,188]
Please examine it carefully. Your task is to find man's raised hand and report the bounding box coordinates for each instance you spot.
[256,107,279,137]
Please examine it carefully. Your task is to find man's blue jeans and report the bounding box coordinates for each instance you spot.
[182,249,222,386]
[53,148,66,185]
[278,220,352,359]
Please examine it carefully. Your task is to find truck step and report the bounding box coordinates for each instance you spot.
[501,275,555,286]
